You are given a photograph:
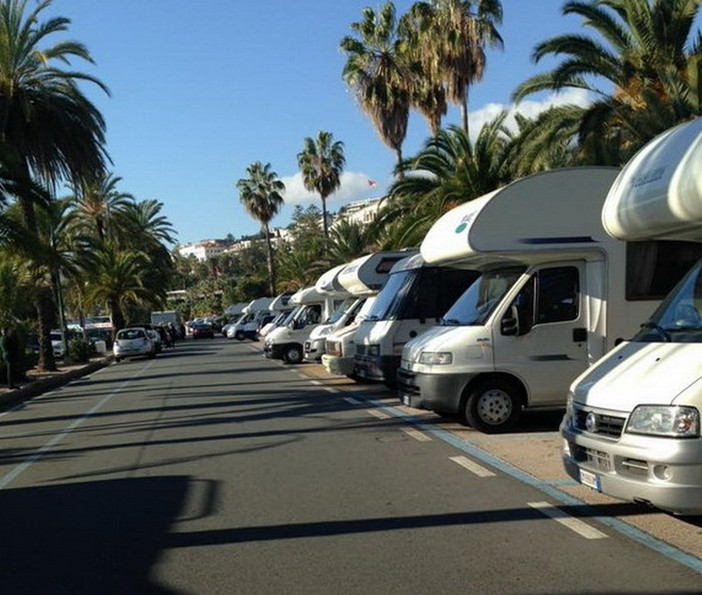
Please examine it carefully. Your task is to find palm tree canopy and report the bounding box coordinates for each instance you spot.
[297,131,346,200]
[237,161,285,228]
[0,0,109,188]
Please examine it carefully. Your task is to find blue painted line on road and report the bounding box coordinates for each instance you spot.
[0,361,155,491]
[362,396,702,575]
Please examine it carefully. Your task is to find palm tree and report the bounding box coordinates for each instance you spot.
[71,173,133,241]
[0,0,109,370]
[408,0,504,136]
[236,161,285,295]
[297,131,345,239]
[340,2,411,173]
[512,0,702,158]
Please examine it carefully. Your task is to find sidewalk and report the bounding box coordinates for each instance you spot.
[0,356,112,409]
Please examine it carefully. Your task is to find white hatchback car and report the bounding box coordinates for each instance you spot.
[113,327,155,362]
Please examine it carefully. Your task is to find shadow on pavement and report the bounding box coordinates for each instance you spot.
[0,476,202,594]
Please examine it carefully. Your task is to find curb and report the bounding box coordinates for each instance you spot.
[0,357,112,409]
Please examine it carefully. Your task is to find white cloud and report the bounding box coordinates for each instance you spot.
[469,88,593,138]
[281,170,381,205]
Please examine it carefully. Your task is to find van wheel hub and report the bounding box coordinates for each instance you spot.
[476,389,512,424]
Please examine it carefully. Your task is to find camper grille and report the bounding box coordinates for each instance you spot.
[574,408,626,438]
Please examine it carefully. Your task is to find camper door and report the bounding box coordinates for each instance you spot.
[492,262,589,407]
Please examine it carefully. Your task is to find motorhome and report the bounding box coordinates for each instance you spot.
[257,293,295,340]
[303,264,352,362]
[232,297,274,341]
[353,251,477,386]
[397,167,700,433]
[561,119,702,515]
[263,286,339,364]
[321,251,409,376]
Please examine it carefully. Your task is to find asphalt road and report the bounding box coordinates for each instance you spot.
[0,337,700,594]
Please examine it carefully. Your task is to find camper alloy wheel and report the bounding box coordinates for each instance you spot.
[283,344,303,364]
[465,379,522,433]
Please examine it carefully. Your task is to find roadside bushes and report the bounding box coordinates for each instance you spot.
[67,338,90,363]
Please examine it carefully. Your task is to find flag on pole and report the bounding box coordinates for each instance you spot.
[368,179,377,188]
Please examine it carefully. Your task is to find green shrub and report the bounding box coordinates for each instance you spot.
[67,338,90,363]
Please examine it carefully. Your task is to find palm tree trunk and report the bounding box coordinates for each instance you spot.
[321,196,329,239]
[395,147,404,179]
[461,98,470,138]
[36,286,57,372]
[263,223,276,295]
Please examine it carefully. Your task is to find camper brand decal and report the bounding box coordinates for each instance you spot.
[455,211,478,234]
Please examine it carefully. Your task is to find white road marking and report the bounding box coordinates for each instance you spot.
[367,409,390,419]
[343,397,361,405]
[528,501,608,540]
[450,455,496,477]
[310,380,322,385]
[402,427,432,442]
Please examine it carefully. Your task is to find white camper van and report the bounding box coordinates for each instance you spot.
[258,293,295,340]
[321,251,409,376]
[263,286,338,364]
[561,119,702,515]
[353,251,477,386]
[232,297,274,341]
[303,264,352,362]
[397,167,697,433]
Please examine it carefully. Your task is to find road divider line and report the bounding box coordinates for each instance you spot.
[450,455,496,477]
[402,427,432,442]
[528,501,608,540]
[367,409,390,419]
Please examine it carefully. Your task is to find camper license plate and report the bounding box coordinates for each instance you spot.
[579,469,601,491]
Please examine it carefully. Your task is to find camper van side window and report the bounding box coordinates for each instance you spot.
[536,267,579,324]
[626,241,702,300]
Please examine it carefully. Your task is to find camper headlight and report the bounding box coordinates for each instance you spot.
[626,405,700,438]
[418,351,453,365]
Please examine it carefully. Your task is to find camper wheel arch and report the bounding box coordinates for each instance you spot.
[460,374,526,433]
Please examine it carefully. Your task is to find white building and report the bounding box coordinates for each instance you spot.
[177,239,229,261]
[333,197,382,228]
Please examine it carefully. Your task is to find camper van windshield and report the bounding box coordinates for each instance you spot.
[441,267,525,326]
[634,259,702,344]
[326,297,357,324]
[364,270,417,321]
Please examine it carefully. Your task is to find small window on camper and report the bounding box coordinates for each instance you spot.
[536,267,579,324]
[626,241,702,300]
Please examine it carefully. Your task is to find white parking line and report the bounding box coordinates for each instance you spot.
[450,455,496,477]
[343,397,361,405]
[528,501,608,540]
[310,380,322,385]
[402,427,432,442]
[367,409,390,419]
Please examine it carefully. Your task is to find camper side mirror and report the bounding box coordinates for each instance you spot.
[501,307,519,336]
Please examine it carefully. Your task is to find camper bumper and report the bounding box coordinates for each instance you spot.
[561,415,702,516]
[397,367,469,413]
[321,354,355,376]
[354,354,399,383]
[263,342,286,360]
[304,338,325,362]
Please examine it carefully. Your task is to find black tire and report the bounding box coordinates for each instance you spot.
[464,378,523,433]
[282,344,303,365]
[235,331,245,341]
[114,357,121,363]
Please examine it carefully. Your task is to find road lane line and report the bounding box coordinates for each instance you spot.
[343,397,361,405]
[450,455,496,477]
[402,427,432,442]
[367,409,390,419]
[528,501,608,540]
[0,360,156,490]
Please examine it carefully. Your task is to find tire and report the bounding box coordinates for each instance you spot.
[464,378,523,433]
[235,331,245,341]
[282,344,303,365]
[114,357,121,363]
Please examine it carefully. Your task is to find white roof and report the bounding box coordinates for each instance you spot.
[421,168,620,265]
[290,286,326,305]
[602,117,702,241]
[338,250,411,296]
[315,264,349,295]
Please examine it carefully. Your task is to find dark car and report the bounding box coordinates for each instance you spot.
[191,322,215,339]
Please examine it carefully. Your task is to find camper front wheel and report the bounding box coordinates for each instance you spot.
[465,379,522,433]
[283,344,303,364]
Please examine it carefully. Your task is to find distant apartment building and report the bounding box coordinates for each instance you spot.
[334,197,382,228]
[177,239,229,261]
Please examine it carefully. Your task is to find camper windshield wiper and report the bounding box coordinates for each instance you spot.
[441,318,462,326]
[641,320,671,342]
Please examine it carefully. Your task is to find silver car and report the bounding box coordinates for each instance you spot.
[113,327,155,362]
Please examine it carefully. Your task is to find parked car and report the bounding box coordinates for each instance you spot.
[113,327,155,361]
[191,322,215,339]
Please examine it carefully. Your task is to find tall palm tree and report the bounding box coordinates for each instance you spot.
[297,131,345,239]
[340,2,411,173]
[0,0,109,370]
[71,173,133,241]
[512,0,702,158]
[236,161,285,295]
[408,0,504,136]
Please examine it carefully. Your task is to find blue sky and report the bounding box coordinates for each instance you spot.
[46,1,591,245]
